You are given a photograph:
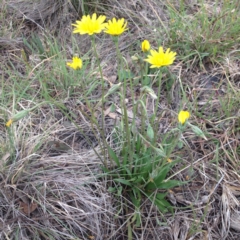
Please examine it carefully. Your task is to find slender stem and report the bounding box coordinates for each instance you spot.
[91,35,107,166]
[141,94,146,135]
[152,70,162,144]
[143,58,149,86]
[140,61,144,86]
[140,53,149,86]
[81,0,85,15]
[154,70,162,115]
[113,37,132,165]
[140,55,150,137]
[178,72,187,102]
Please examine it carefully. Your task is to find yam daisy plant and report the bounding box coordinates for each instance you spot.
[66,56,82,70]
[66,12,207,231]
[141,39,151,52]
[145,46,177,68]
[178,110,190,125]
[104,18,128,36]
[72,13,106,35]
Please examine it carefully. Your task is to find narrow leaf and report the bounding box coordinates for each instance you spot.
[157,180,184,189]
[108,147,120,167]
[147,124,154,141]
[114,178,132,186]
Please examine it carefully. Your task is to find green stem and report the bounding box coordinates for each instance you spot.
[140,53,149,86]
[140,55,150,138]
[113,37,132,165]
[178,72,187,102]
[140,61,144,86]
[153,70,162,144]
[140,94,147,136]
[144,62,149,85]
[127,220,133,240]
[91,35,107,166]
[154,70,162,115]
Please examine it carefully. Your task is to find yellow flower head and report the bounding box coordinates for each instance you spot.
[141,40,150,52]
[105,18,128,36]
[178,110,190,125]
[6,119,13,127]
[66,57,82,70]
[72,13,106,35]
[145,47,176,68]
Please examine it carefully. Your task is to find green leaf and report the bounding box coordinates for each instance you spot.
[137,152,153,176]
[177,141,183,148]
[119,70,134,82]
[147,124,154,142]
[155,164,172,182]
[135,136,142,154]
[124,166,132,177]
[110,103,116,112]
[145,165,171,190]
[188,123,207,140]
[146,193,172,213]
[157,180,184,189]
[132,176,144,184]
[108,147,120,167]
[101,166,110,173]
[149,193,173,213]
[129,188,142,227]
[130,188,142,228]
[146,161,181,190]
[142,76,151,86]
[114,178,132,186]
[156,193,168,200]
[154,198,173,213]
[117,186,123,196]
[108,187,116,193]
[131,212,141,227]
[140,162,152,180]
[145,181,156,190]
[130,191,141,209]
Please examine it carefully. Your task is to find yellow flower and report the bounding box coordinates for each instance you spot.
[72,13,106,35]
[178,110,190,125]
[105,18,128,36]
[6,119,13,127]
[145,47,176,68]
[141,40,150,52]
[66,57,82,70]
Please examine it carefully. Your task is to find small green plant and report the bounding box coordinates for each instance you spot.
[106,135,183,227]
[60,12,208,231]
[104,109,207,227]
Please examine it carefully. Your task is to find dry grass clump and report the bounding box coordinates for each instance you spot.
[0,115,115,240]
[7,0,74,35]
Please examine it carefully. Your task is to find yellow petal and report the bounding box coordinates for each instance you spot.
[178,110,190,125]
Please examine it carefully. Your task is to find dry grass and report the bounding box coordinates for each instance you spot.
[0,0,240,239]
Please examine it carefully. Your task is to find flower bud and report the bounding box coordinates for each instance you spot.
[141,40,150,52]
[178,110,190,125]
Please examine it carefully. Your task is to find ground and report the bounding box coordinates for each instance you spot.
[0,0,240,239]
